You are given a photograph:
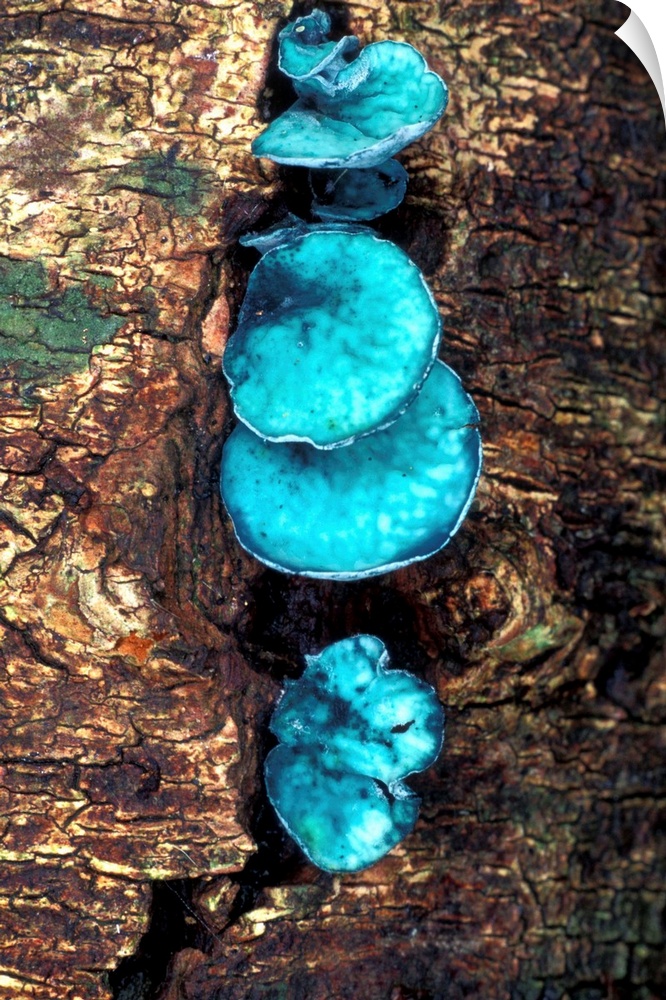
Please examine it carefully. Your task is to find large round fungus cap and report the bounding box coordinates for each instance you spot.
[223,228,441,448]
[220,361,482,579]
[253,40,448,169]
[265,635,444,872]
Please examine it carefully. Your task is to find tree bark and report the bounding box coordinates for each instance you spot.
[0,1,663,998]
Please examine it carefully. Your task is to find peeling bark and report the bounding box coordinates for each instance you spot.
[0,1,664,999]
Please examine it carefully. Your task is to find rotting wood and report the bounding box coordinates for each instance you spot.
[0,1,664,998]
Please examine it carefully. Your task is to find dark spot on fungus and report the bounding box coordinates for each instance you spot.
[391,719,415,734]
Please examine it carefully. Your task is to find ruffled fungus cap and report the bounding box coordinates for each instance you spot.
[265,635,444,871]
[253,10,448,169]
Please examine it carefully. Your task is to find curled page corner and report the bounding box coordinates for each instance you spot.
[616,3,665,123]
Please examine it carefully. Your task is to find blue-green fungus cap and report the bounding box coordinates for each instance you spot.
[265,635,444,871]
[220,360,482,579]
[253,28,448,169]
[223,227,441,448]
[273,635,445,784]
[278,10,359,82]
[310,159,408,221]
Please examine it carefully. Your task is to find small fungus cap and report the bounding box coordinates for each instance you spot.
[310,159,408,221]
[273,635,445,784]
[265,746,419,873]
[223,227,441,448]
[220,360,482,579]
[278,10,360,81]
[253,23,448,168]
[265,635,444,872]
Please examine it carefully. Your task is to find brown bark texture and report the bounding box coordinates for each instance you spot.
[0,0,664,998]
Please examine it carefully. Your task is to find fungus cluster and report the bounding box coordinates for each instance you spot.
[265,635,444,872]
[217,10,479,870]
[220,9,480,580]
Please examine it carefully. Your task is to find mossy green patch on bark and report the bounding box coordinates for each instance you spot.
[0,257,124,382]
[104,150,211,217]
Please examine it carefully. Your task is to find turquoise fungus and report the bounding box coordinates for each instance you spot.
[221,360,481,579]
[264,635,444,872]
[252,9,448,170]
[222,225,440,447]
[276,7,360,82]
[219,9,481,580]
[310,159,408,222]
